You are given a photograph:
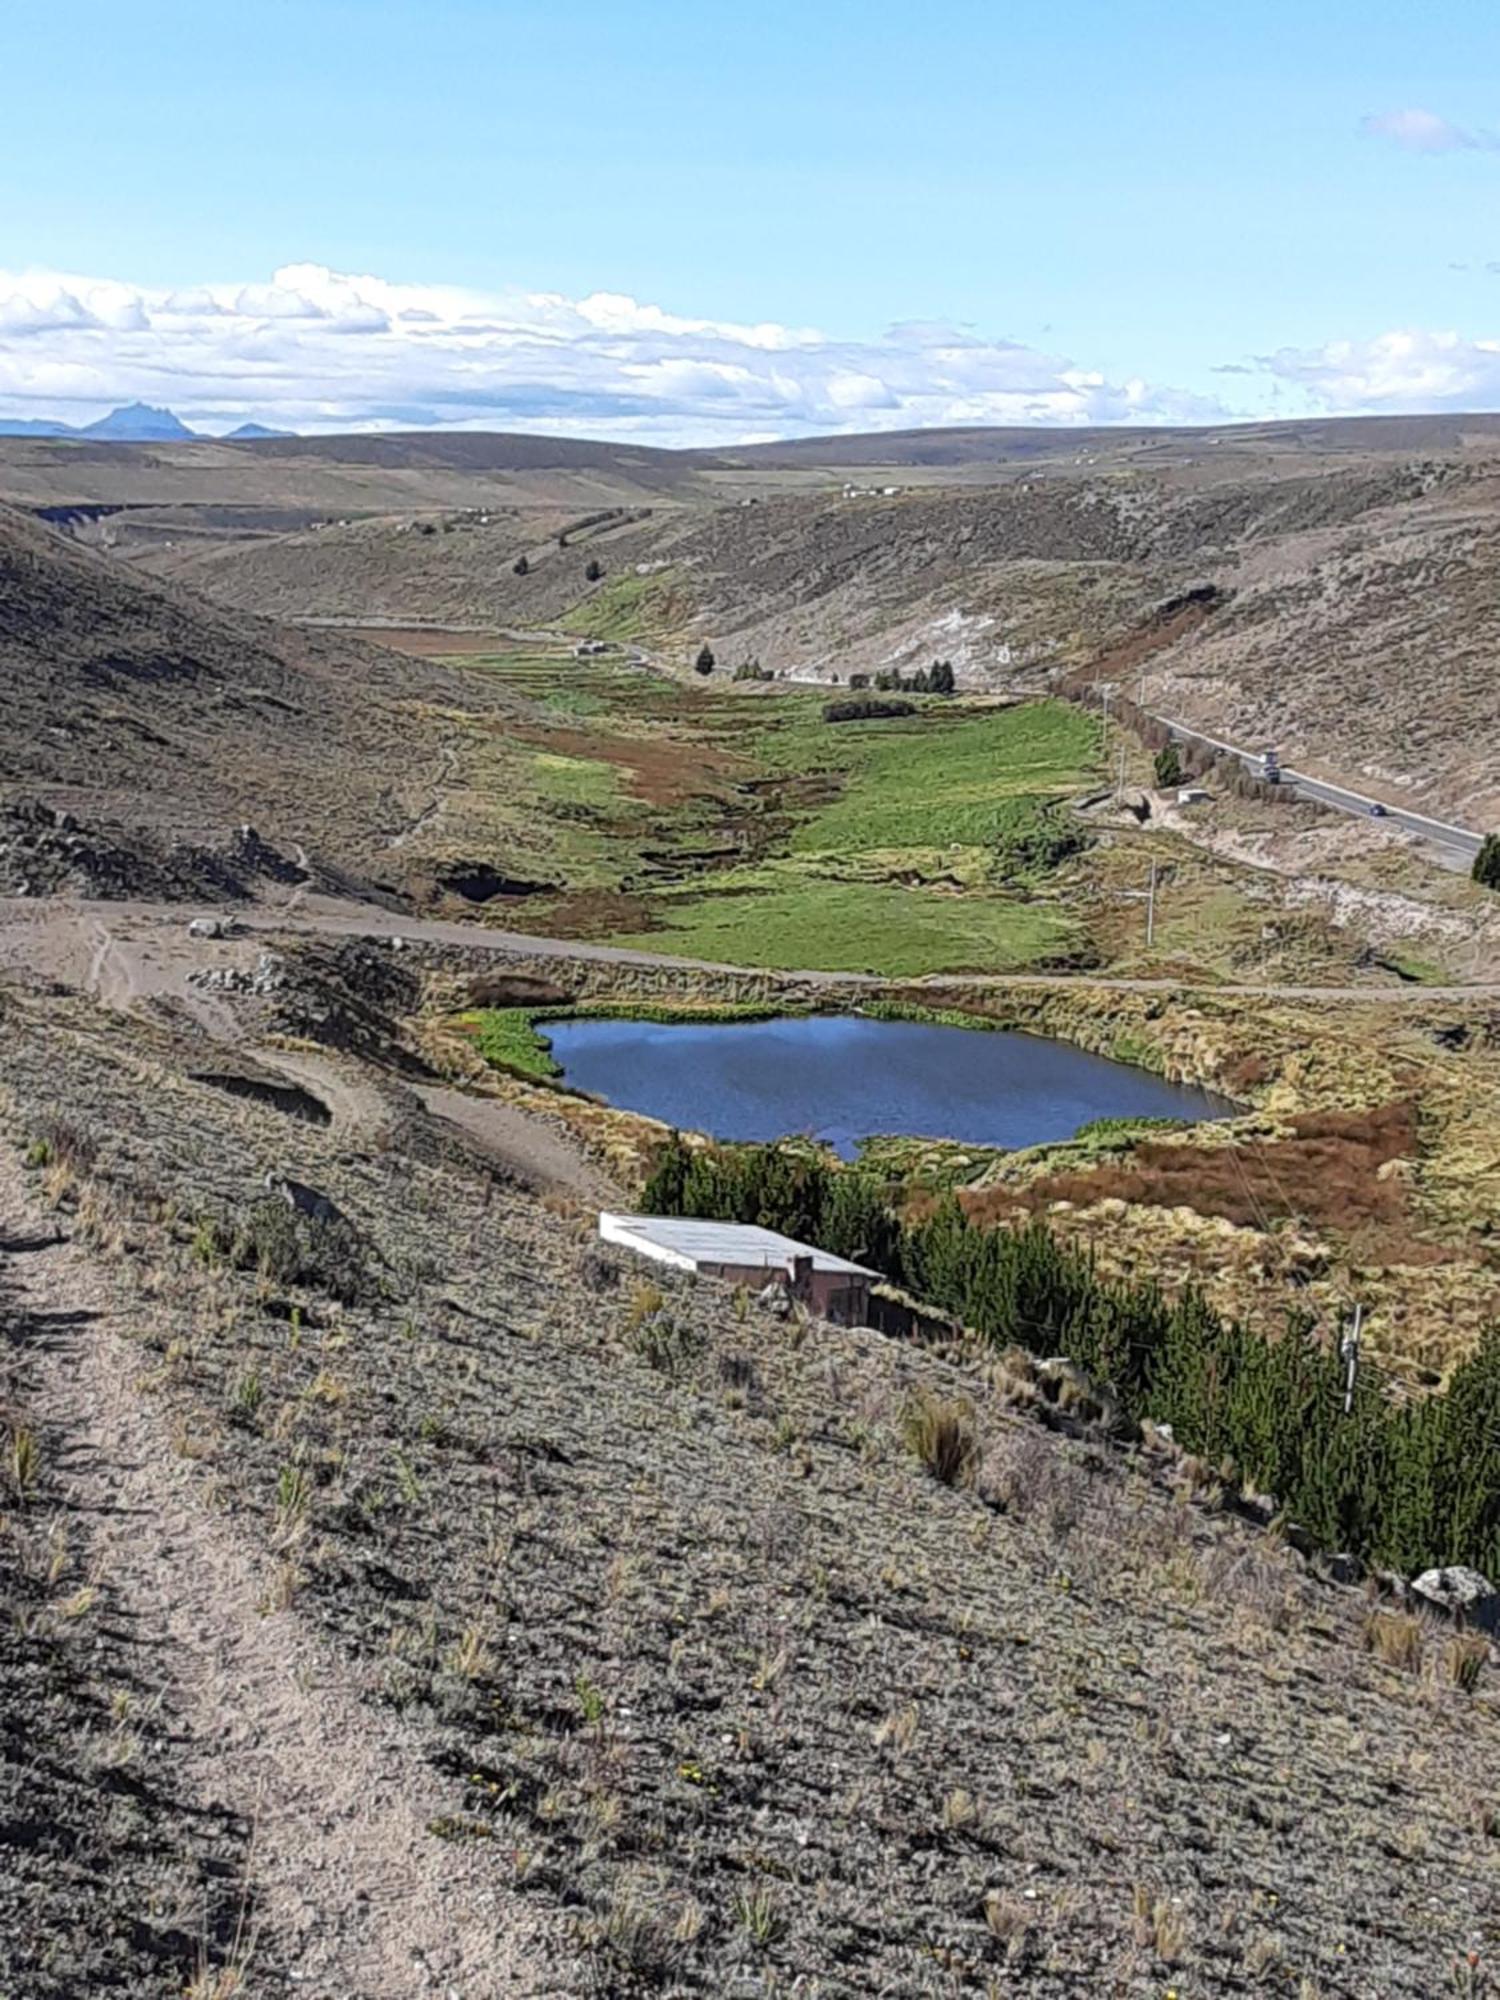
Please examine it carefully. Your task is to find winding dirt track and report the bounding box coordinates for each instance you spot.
[0,1150,556,1996]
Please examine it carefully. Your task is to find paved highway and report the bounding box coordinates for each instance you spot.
[1156,717,1484,864]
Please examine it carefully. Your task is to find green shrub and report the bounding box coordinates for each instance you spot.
[823,697,916,723]
[642,1135,1500,1579]
[1474,833,1500,892]
[230,1199,371,1303]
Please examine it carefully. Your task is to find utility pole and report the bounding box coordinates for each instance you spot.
[1145,859,1158,948]
[1340,1302,1364,1414]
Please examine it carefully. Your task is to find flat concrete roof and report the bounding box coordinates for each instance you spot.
[599,1212,875,1278]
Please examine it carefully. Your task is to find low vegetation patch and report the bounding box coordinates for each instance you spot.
[643,1132,1500,1578]
[822,696,915,723]
[984,1098,1422,1240]
[458,1007,562,1080]
[460,998,797,1083]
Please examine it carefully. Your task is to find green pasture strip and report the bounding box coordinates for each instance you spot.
[608,874,1079,978]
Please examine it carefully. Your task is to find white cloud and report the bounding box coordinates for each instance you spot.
[1255,327,1500,410]
[0,260,1227,444]
[1361,108,1500,154]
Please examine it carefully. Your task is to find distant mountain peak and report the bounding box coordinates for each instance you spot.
[78,402,198,442]
[0,404,302,443]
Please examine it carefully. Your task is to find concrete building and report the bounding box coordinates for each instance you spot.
[599,1212,876,1325]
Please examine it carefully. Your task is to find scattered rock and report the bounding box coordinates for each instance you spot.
[230,823,308,886]
[755,1280,792,1319]
[1371,1568,1413,1605]
[1412,1565,1500,1634]
[187,950,286,997]
[1313,1550,1363,1587]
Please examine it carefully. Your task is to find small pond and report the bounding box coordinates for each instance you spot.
[545,1014,1235,1159]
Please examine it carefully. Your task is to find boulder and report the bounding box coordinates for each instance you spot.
[1313,1550,1363,1588]
[1411,1566,1500,1635]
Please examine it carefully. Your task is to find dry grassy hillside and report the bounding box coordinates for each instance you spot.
[1138,469,1500,824]
[0,506,543,896]
[140,452,1500,832]
[135,448,1500,828]
[15,419,1500,828]
[4,950,1500,1997]
[0,430,726,512]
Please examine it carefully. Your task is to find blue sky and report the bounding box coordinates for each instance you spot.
[4,0,1500,439]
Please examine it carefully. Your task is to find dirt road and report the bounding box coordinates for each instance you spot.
[3,892,1498,1007]
[0,1149,556,1996]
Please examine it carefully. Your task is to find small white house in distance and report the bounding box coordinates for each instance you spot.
[599,1212,875,1325]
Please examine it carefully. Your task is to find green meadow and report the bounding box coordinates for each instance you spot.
[441,646,1100,976]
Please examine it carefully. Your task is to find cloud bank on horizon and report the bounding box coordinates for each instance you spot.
[4,260,1500,444]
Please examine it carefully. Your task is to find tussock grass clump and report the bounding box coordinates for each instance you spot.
[903,1391,978,1488]
[732,1881,786,1951]
[7,1424,39,1501]
[623,1277,665,1330]
[1446,1633,1489,1693]
[630,1312,701,1376]
[24,1116,97,1177]
[1364,1608,1424,1673]
[588,1890,683,1984]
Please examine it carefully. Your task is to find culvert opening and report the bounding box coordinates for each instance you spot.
[192,1072,333,1125]
[437,861,556,903]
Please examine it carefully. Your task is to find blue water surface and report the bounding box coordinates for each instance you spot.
[546,1014,1234,1160]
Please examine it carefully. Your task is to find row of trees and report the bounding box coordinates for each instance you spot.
[642,1136,1500,1576]
[847,659,957,696]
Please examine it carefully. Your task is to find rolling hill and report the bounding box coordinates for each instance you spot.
[102,434,1500,828]
[0,504,533,898]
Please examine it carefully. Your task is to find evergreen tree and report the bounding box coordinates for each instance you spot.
[1474,833,1500,891]
[641,1132,693,1214]
[585,557,604,582]
[1154,741,1185,788]
[694,644,716,676]
[929,659,956,695]
[637,1128,1500,1579]
[512,554,530,576]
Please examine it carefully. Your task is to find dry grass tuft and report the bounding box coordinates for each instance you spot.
[1445,1633,1489,1694]
[623,1277,665,1332]
[902,1390,978,1487]
[1364,1608,1424,1673]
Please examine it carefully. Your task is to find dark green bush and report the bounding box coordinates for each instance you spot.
[823,697,916,724]
[231,1199,372,1304]
[642,1135,1500,1576]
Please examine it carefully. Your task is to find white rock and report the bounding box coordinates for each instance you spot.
[1412,1565,1500,1634]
